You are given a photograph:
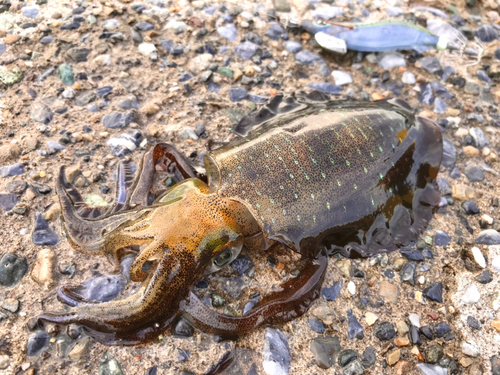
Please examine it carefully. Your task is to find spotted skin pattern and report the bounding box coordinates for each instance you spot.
[39,95,443,345]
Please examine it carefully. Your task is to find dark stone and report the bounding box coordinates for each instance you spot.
[177,348,190,362]
[476,269,493,284]
[32,213,58,246]
[419,326,433,340]
[462,200,479,215]
[71,275,127,302]
[434,322,452,338]
[491,356,500,375]
[229,87,249,102]
[423,282,443,303]
[310,335,341,369]
[221,277,245,299]
[27,330,50,356]
[400,262,416,285]
[409,325,422,344]
[475,25,498,43]
[400,248,425,261]
[102,111,134,129]
[308,318,326,334]
[425,344,444,364]
[467,316,481,330]
[338,349,357,367]
[322,280,342,301]
[347,309,364,339]
[0,193,18,211]
[0,253,28,287]
[361,347,376,368]
[66,48,91,63]
[230,255,253,276]
[419,83,435,104]
[442,139,456,168]
[434,231,451,246]
[374,321,396,341]
[172,318,194,338]
[464,166,484,182]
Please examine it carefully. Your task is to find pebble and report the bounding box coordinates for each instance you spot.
[68,337,91,360]
[493,256,500,272]
[138,43,157,56]
[423,282,443,303]
[365,312,378,326]
[229,87,249,102]
[461,341,479,357]
[99,352,123,375]
[30,248,56,289]
[310,335,341,369]
[322,280,342,301]
[102,112,134,129]
[476,269,493,284]
[471,247,486,268]
[475,24,498,42]
[434,322,452,338]
[1,298,19,312]
[442,139,457,168]
[217,24,237,42]
[467,316,481,330]
[32,213,59,246]
[434,231,450,246]
[27,331,50,356]
[387,349,400,366]
[58,64,74,86]
[31,102,53,124]
[0,194,18,211]
[475,229,500,245]
[400,262,417,285]
[378,52,406,70]
[402,71,416,84]
[331,71,352,86]
[374,321,396,341]
[342,360,364,375]
[263,328,290,375]
[308,318,326,334]
[409,314,421,327]
[75,275,126,302]
[464,166,484,182]
[361,347,376,368]
[0,253,28,287]
[285,41,302,53]
[347,309,364,339]
[417,363,448,375]
[419,57,442,74]
[295,50,323,66]
[306,83,342,94]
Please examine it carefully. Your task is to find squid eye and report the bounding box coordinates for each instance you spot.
[213,249,232,267]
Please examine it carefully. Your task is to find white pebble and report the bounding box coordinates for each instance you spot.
[331,70,353,86]
[348,281,356,295]
[418,276,426,285]
[461,284,480,304]
[481,214,493,224]
[492,256,500,272]
[471,247,486,268]
[402,71,416,84]
[409,314,420,328]
[20,228,28,235]
[461,341,479,357]
[138,43,157,56]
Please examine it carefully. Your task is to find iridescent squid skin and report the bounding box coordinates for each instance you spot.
[38,92,443,345]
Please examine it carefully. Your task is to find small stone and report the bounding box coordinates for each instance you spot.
[295,50,323,66]
[425,345,444,364]
[361,347,376,368]
[419,57,442,74]
[378,52,406,70]
[70,275,126,302]
[475,25,498,43]
[461,341,479,357]
[310,335,341,369]
[379,281,399,304]
[141,102,160,115]
[434,231,451,246]
[58,64,74,86]
[423,282,443,303]
[402,71,416,84]
[464,166,484,182]
[396,320,409,335]
[467,316,481,330]
[217,24,237,42]
[32,213,58,246]
[0,253,28,287]
[394,337,410,346]
[285,41,302,53]
[492,320,500,332]
[229,87,249,102]
[66,48,91,63]
[331,71,352,86]
[342,360,364,375]
[476,229,500,245]
[99,352,123,375]
[322,280,342,301]
[308,319,326,334]
[476,269,493,284]
[470,247,486,268]
[434,322,452,337]
[0,194,18,211]
[417,363,447,375]
[387,349,400,366]
[1,298,19,312]
[31,102,53,124]
[263,328,290,375]
[336,259,351,277]
[102,112,134,129]
[442,139,457,168]
[27,330,50,356]
[234,41,260,61]
[375,321,396,341]
[306,83,342,95]
[347,309,364,339]
[338,349,357,367]
[30,248,56,289]
[68,337,91,360]
[138,43,157,56]
[365,312,378,326]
